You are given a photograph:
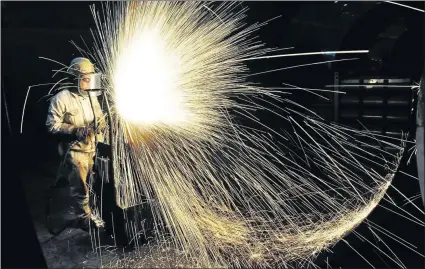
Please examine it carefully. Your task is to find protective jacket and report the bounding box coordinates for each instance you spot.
[46,89,104,154]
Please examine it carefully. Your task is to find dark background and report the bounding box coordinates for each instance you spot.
[2,1,424,268]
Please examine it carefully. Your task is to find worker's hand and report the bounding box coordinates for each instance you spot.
[89,118,107,134]
[74,126,93,140]
[97,117,107,133]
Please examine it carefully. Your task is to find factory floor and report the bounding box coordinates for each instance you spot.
[20,160,189,268]
[20,158,424,268]
[21,160,109,268]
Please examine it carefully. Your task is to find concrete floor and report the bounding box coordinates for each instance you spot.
[20,160,195,268]
[20,159,424,268]
[21,161,110,268]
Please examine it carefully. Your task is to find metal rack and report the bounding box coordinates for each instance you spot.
[331,74,416,149]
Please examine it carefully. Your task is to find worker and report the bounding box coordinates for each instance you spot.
[46,57,106,231]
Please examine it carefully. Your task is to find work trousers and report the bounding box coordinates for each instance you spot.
[57,150,95,218]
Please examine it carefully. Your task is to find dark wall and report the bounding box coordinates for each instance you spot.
[2,28,97,167]
[337,1,424,78]
[2,2,97,169]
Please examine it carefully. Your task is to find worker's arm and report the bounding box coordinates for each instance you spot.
[46,96,78,137]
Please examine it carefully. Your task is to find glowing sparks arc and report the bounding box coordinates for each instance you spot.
[79,1,421,268]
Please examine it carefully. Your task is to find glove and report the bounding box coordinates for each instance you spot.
[89,118,107,134]
[74,126,93,140]
[97,117,107,133]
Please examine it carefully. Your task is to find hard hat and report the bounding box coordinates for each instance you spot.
[68,57,94,76]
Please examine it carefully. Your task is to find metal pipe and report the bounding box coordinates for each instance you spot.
[417,74,424,206]
[88,94,98,145]
[102,91,116,195]
[1,79,12,136]
[333,72,339,122]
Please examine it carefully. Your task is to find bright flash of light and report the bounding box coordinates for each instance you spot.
[113,29,185,125]
[79,1,425,268]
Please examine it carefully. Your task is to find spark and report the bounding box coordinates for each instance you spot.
[279,86,347,94]
[384,1,425,13]
[20,79,68,133]
[83,1,423,267]
[326,84,419,88]
[240,50,369,61]
[29,1,423,268]
[342,239,376,268]
[247,58,359,77]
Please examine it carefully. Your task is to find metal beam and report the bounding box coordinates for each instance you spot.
[417,74,425,206]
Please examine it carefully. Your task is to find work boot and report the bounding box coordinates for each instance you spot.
[72,214,105,232]
[90,213,105,228]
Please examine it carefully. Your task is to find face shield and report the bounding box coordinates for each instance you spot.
[78,72,105,96]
